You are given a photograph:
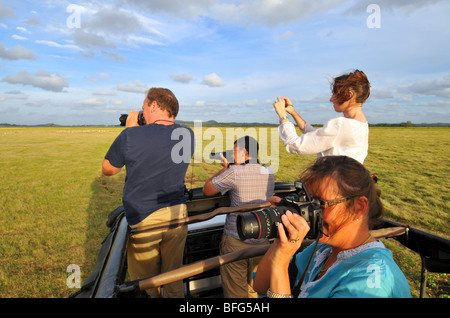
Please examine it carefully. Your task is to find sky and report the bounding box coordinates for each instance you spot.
[0,0,449,126]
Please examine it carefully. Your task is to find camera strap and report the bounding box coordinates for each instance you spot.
[291,237,321,298]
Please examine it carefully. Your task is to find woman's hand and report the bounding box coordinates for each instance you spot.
[271,210,310,268]
[276,97,307,131]
[282,97,296,115]
[273,97,288,118]
[267,196,310,267]
[253,207,310,296]
[273,97,297,120]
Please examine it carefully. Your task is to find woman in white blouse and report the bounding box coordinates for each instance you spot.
[273,70,371,164]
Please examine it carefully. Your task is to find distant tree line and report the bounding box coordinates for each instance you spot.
[1,120,449,128]
[369,121,450,127]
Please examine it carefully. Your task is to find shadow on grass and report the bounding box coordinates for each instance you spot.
[82,173,125,285]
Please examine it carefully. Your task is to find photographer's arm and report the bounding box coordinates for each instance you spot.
[289,109,307,133]
[202,153,229,196]
[202,166,228,195]
[202,178,220,196]
[102,159,122,176]
[254,210,309,296]
[253,243,275,294]
[253,230,296,296]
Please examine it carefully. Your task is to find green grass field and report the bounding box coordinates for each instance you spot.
[0,126,448,298]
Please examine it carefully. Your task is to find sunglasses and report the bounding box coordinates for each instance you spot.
[317,195,359,208]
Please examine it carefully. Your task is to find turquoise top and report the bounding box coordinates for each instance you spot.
[292,241,411,298]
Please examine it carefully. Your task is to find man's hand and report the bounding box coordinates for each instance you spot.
[126,109,140,127]
[219,153,229,168]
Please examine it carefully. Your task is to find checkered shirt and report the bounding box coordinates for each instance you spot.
[212,163,275,243]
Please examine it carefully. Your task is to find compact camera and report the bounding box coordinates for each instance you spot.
[119,111,146,126]
[237,181,323,240]
[209,150,234,163]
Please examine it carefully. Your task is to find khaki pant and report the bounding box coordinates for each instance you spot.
[219,234,267,298]
[127,204,187,298]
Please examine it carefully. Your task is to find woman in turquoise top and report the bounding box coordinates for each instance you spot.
[253,156,411,298]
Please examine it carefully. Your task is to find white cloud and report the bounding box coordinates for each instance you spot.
[24,16,41,27]
[0,43,37,60]
[0,90,27,102]
[170,72,194,84]
[16,26,29,33]
[400,75,450,99]
[25,100,49,107]
[211,0,347,26]
[122,0,211,18]
[93,91,116,96]
[73,29,115,48]
[5,90,23,94]
[110,99,123,105]
[278,31,294,40]
[35,40,81,51]
[101,50,126,61]
[128,35,164,46]
[202,73,225,87]
[69,4,165,51]
[12,34,27,40]
[345,0,448,14]
[75,98,105,106]
[84,7,142,35]
[116,80,148,93]
[371,87,395,100]
[85,73,110,82]
[1,70,69,92]
[0,3,15,20]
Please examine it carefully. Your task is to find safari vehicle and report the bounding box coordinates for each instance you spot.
[70,182,450,298]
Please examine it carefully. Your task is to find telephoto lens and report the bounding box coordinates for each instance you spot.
[237,206,289,240]
[237,198,323,240]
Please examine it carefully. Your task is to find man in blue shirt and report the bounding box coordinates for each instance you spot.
[102,87,194,297]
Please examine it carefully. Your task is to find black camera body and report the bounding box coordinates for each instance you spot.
[237,181,323,240]
[119,111,146,126]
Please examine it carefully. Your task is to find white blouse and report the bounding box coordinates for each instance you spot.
[278,117,369,163]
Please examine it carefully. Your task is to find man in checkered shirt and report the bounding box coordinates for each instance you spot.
[203,136,275,298]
